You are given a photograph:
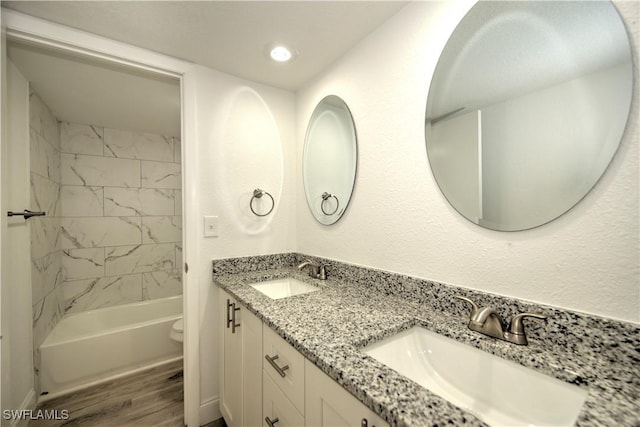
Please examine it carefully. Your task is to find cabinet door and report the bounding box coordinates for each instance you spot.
[263,371,305,427]
[219,289,243,427]
[305,360,389,427]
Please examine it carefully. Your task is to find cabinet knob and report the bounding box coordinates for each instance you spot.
[361,418,375,427]
[265,416,279,427]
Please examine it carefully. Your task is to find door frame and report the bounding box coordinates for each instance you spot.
[1,9,201,426]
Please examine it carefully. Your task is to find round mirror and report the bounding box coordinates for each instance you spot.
[303,95,357,225]
[425,1,632,231]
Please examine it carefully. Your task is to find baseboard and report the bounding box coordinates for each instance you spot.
[199,395,221,426]
[9,389,36,427]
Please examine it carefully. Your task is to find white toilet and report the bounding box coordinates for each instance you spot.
[170,318,184,343]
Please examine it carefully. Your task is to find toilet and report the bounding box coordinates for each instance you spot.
[170,318,184,343]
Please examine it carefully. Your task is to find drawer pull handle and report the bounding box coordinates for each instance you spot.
[265,354,289,377]
[226,299,233,328]
[361,419,375,427]
[265,416,279,427]
[231,305,240,334]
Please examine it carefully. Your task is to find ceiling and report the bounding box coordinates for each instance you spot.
[8,41,182,136]
[3,1,406,136]
[2,1,408,91]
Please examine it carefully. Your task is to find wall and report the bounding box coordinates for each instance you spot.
[59,122,182,313]
[193,64,295,419]
[295,0,639,324]
[29,88,63,395]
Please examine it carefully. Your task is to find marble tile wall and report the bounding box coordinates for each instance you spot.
[59,122,182,314]
[29,88,64,393]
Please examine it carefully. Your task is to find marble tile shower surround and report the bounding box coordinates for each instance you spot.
[29,88,64,395]
[213,253,640,426]
[58,122,183,314]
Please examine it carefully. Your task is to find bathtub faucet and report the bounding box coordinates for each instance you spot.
[297,260,327,280]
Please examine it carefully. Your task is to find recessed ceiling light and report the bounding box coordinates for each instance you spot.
[267,44,297,63]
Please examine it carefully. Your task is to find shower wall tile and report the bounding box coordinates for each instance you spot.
[32,289,64,351]
[173,138,181,163]
[31,174,61,217]
[174,190,182,216]
[141,161,181,189]
[176,244,182,273]
[29,87,63,395]
[63,248,105,280]
[55,121,182,314]
[61,153,140,187]
[31,251,63,306]
[142,269,182,299]
[29,91,60,151]
[30,128,61,182]
[105,243,175,276]
[103,188,175,216]
[142,216,182,244]
[60,122,104,156]
[30,217,61,261]
[60,186,104,217]
[104,128,174,162]
[63,274,142,314]
[60,217,141,249]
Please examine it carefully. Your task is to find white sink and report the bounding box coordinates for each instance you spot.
[363,326,588,427]
[250,278,319,300]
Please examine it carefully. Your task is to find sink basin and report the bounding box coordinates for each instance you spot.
[250,278,319,300]
[363,326,588,427]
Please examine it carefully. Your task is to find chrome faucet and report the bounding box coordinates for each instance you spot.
[455,295,547,345]
[297,260,327,280]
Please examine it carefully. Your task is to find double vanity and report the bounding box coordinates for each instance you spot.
[214,254,639,427]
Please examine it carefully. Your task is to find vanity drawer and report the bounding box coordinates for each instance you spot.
[263,371,304,427]
[263,324,305,414]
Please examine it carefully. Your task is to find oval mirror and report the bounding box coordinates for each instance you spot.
[303,95,357,225]
[425,1,632,231]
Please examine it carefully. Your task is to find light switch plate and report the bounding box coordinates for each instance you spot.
[204,215,219,237]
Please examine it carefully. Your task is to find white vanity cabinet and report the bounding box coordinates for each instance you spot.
[305,360,389,427]
[219,287,389,427]
[219,289,263,427]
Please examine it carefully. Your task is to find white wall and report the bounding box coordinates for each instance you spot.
[296,1,639,324]
[193,64,295,419]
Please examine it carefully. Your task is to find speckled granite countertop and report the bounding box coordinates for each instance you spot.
[213,258,639,427]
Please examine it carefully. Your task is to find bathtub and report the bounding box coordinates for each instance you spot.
[39,295,183,398]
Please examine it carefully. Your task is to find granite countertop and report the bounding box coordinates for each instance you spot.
[214,267,639,427]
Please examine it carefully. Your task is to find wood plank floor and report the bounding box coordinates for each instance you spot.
[29,360,187,427]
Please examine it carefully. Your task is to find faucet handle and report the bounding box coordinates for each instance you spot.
[454,295,479,317]
[508,312,547,335]
[317,264,327,280]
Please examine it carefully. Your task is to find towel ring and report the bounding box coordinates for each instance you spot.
[321,192,339,215]
[250,188,275,217]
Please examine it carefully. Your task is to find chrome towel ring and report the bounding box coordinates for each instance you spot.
[321,192,339,215]
[250,188,275,217]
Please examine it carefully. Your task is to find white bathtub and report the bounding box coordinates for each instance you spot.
[40,296,183,398]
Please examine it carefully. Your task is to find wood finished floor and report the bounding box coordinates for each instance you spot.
[29,360,189,427]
